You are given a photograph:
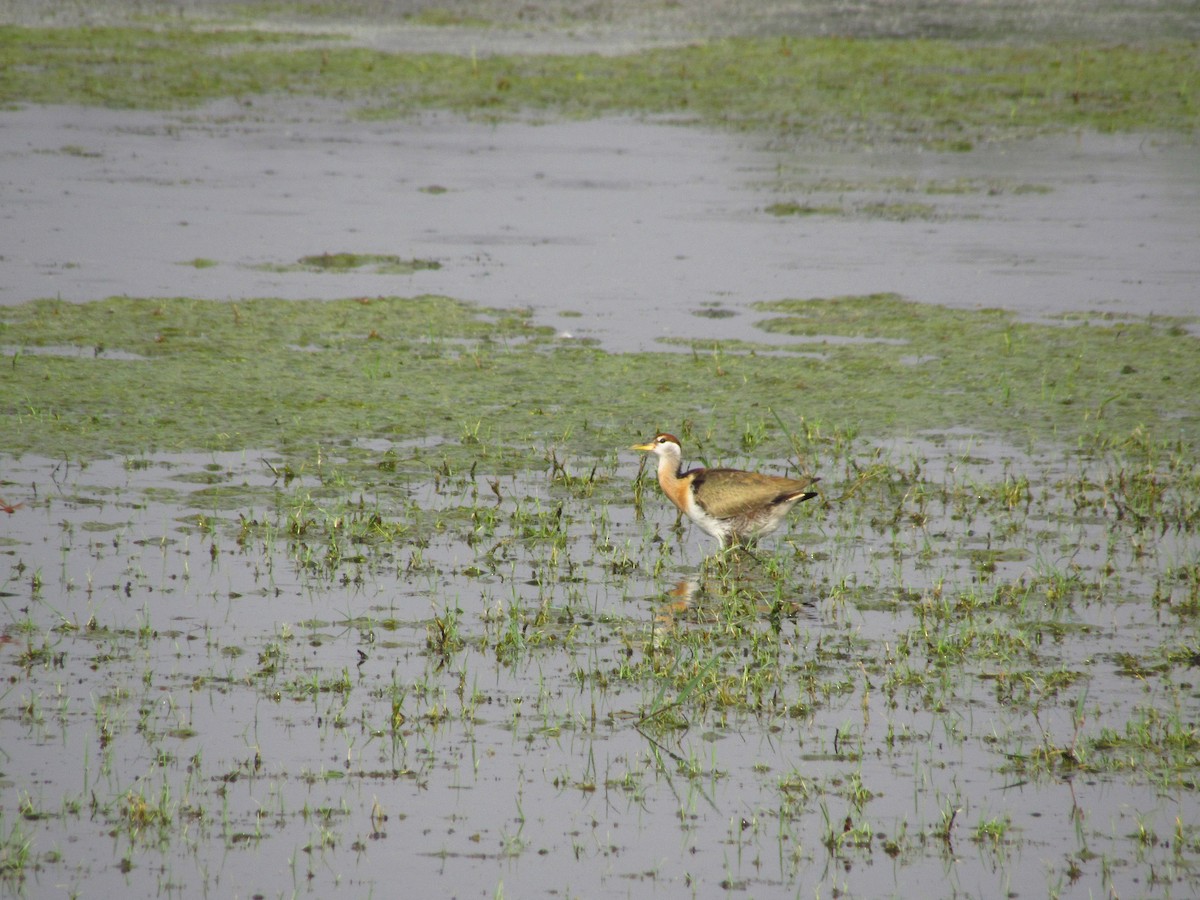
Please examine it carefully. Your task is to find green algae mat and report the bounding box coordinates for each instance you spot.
[3,293,1197,461]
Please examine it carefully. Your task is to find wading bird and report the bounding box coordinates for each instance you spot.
[632,432,819,549]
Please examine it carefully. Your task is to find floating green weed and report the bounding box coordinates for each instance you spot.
[255,252,443,274]
[181,257,218,269]
[765,201,842,217]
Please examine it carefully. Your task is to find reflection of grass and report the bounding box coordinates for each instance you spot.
[1,26,1195,146]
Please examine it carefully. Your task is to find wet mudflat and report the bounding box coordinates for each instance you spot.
[2,3,1199,898]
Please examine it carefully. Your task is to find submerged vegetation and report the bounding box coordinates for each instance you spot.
[1,24,1197,146]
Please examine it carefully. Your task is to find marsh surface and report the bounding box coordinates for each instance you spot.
[3,428,1198,898]
[1,2,1199,898]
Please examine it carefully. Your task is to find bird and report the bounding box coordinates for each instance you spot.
[631,432,820,549]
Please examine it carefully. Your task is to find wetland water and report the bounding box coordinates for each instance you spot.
[2,7,1200,899]
[2,431,1198,898]
[3,103,1198,349]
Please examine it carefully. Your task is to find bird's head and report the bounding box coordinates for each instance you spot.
[631,432,683,460]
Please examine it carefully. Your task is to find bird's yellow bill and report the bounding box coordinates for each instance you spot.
[630,441,656,452]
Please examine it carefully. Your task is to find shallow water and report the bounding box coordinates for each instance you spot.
[2,104,1196,351]
[2,432,1197,898]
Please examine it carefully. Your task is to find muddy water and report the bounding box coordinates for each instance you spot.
[2,435,1197,898]
[2,103,1197,350]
